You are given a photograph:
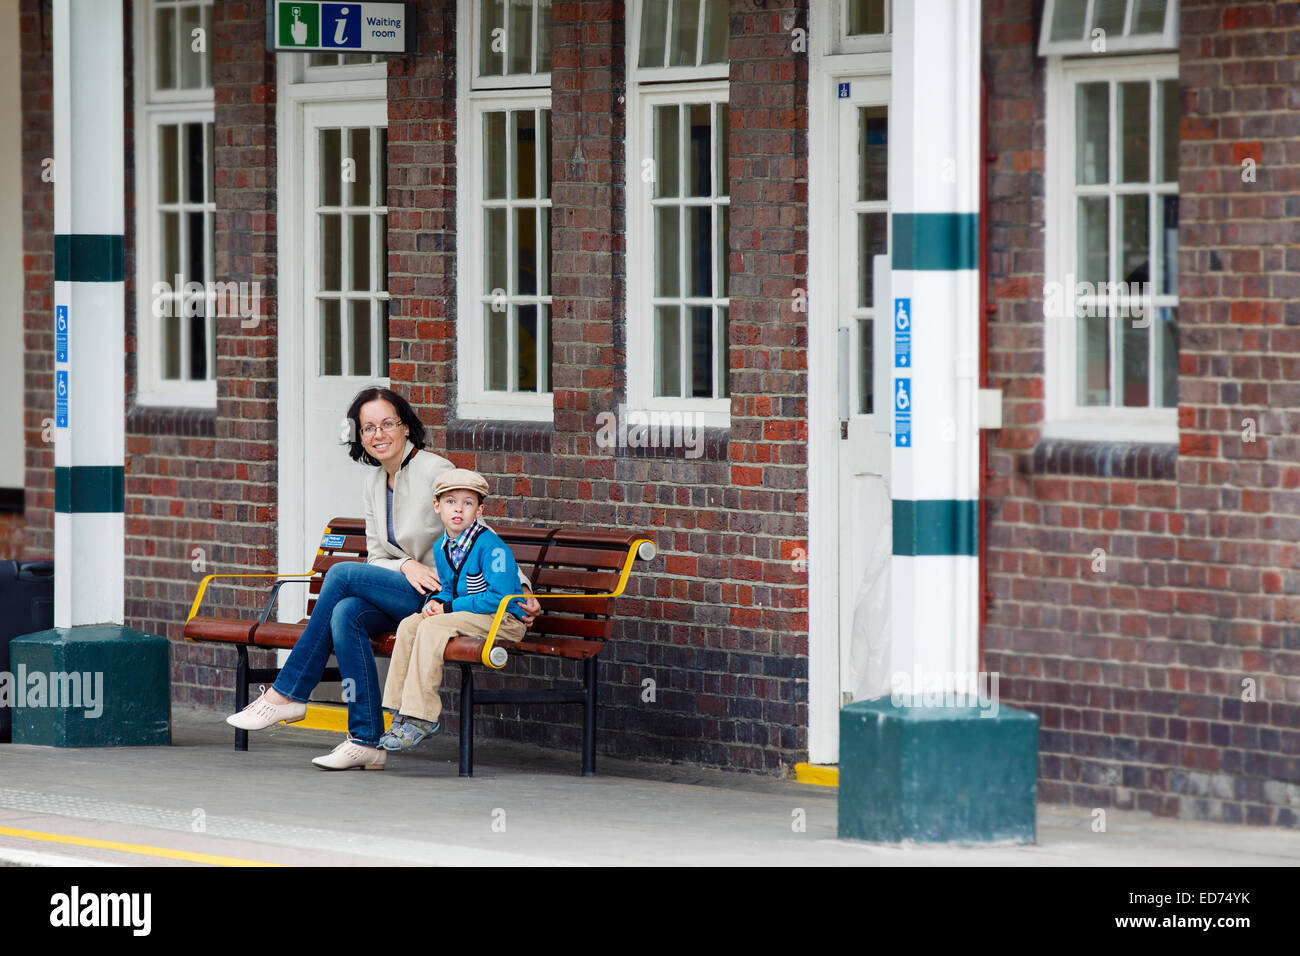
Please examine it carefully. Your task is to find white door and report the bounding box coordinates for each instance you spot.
[834,77,893,707]
[281,97,389,620]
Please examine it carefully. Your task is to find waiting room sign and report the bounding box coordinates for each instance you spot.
[267,1,415,54]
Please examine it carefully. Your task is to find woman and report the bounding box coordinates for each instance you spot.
[225,386,539,770]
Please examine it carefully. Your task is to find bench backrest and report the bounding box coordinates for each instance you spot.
[312,518,642,644]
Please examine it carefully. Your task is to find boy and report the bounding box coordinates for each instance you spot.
[379,468,530,751]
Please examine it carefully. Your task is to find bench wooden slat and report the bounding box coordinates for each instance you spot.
[528,616,611,640]
[325,518,367,535]
[315,553,362,574]
[533,567,621,592]
[529,594,612,615]
[535,544,632,569]
[250,621,308,649]
[185,617,257,644]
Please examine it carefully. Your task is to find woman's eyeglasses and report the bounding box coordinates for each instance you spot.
[360,419,404,438]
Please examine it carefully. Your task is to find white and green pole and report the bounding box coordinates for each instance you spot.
[51,0,126,627]
[888,0,981,689]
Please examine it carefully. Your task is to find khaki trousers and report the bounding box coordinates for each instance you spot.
[382,609,527,722]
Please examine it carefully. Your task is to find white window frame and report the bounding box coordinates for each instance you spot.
[470,0,553,90]
[293,49,388,83]
[1039,0,1179,57]
[457,93,555,420]
[627,0,730,426]
[833,0,893,56]
[133,0,216,407]
[631,0,728,82]
[456,0,554,421]
[1043,53,1179,443]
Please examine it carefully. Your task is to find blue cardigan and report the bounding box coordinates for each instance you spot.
[426,524,528,620]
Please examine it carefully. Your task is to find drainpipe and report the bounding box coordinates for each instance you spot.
[978,73,994,647]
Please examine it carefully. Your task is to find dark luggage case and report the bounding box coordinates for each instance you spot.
[0,561,54,742]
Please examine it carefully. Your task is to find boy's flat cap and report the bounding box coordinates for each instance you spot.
[434,468,490,499]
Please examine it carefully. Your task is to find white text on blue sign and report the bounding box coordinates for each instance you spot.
[894,297,911,369]
[56,306,69,364]
[894,377,911,448]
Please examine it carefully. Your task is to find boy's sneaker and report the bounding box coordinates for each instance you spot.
[379,715,440,752]
[377,714,405,751]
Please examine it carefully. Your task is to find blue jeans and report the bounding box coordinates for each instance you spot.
[272,561,425,746]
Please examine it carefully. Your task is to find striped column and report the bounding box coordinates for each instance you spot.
[889,0,980,687]
[52,0,126,627]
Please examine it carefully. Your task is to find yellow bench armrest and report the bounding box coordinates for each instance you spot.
[477,538,654,669]
[186,572,318,623]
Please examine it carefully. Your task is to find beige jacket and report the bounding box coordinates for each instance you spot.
[364,446,455,573]
[363,445,532,589]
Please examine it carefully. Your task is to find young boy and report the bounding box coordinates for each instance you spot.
[379,468,530,751]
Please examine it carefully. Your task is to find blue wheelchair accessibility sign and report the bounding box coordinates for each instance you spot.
[894,297,911,369]
[894,377,911,448]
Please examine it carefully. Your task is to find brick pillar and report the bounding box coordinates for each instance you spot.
[387,0,457,429]
[727,0,811,763]
[20,0,54,559]
[550,0,626,517]
[210,0,278,603]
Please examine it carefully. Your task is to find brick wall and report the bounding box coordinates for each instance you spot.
[399,0,813,773]
[121,0,222,696]
[983,0,1300,827]
[20,0,53,560]
[144,1,281,705]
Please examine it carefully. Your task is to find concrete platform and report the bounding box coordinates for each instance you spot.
[0,705,1296,866]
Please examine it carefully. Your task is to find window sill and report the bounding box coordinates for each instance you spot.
[134,383,217,410]
[457,399,553,424]
[1031,438,1177,481]
[1039,413,1177,446]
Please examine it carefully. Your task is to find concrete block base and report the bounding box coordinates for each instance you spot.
[7,626,170,747]
[838,697,1039,844]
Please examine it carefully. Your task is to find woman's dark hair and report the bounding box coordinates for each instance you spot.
[343,387,427,466]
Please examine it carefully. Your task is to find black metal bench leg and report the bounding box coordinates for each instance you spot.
[234,645,249,752]
[459,664,474,778]
[582,656,597,776]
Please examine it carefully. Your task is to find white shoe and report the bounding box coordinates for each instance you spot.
[226,690,308,731]
[311,738,387,771]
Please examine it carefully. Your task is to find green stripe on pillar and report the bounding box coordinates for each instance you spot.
[54,234,125,282]
[54,466,125,513]
[891,213,978,271]
[893,499,978,556]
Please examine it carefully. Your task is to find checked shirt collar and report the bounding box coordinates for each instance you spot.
[446,518,485,570]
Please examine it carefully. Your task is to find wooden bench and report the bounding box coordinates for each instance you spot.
[184,518,654,776]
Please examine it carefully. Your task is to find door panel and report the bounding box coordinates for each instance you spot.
[302,100,389,571]
[835,79,893,705]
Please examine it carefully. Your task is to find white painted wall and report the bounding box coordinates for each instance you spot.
[0,0,24,490]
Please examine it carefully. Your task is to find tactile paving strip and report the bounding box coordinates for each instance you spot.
[0,788,564,866]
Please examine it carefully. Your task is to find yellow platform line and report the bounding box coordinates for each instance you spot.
[794,763,839,787]
[0,826,286,867]
[290,703,393,734]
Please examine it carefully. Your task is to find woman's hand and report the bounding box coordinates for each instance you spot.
[520,591,542,625]
[400,559,441,595]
